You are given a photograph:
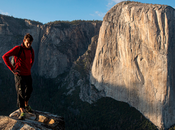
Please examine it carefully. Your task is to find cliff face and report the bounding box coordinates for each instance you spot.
[0,15,101,78]
[61,35,103,103]
[91,1,175,129]
[38,22,101,78]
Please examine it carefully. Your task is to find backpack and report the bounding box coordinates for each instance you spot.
[11,45,33,67]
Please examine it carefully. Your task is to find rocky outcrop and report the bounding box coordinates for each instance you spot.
[91,1,175,129]
[61,35,105,103]
[0,14,101,78]
[0,109,64,130]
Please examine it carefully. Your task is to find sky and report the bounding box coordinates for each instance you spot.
[0,0,174,24]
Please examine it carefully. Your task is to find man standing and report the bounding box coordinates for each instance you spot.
[2,33,35,120]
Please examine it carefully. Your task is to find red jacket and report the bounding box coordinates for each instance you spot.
[2,43,34,76]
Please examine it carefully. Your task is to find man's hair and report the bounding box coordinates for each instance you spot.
[24,33,33,42]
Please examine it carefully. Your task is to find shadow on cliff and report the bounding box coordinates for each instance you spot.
[90,73,165,129]
[91,75,160,114]
[165,8,175,129]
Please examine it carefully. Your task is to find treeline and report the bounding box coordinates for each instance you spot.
[0,13,102,26]
[0,14,42,25]
[46,20,102,26]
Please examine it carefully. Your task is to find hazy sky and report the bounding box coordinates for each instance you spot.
[0,0,174,24]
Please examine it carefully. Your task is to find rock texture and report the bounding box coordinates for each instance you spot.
[0,15,101,78]
[91,1,175,129]
[0,109,64,130]
[38,22,101,78]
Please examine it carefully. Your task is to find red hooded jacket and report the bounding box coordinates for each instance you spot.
[2,43,34,76]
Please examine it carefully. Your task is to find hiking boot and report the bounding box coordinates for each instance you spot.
[18,112,25,120]
[25,105,33,113]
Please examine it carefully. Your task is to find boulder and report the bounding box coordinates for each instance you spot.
[0,109,65,130]
[91,1,175,129]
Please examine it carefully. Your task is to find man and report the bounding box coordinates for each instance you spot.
[2,33,35,120]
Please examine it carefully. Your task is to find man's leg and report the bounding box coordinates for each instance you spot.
[18,107,25,120]
[20,107,25,113]
[15,75,26,120]
[25,100,29,106]
[24,75,33,112]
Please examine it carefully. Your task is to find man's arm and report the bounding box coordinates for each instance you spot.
[2,46,20,73]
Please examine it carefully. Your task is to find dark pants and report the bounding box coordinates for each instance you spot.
[14,75,33,108]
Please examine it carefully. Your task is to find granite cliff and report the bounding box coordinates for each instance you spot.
[91,1,175,129]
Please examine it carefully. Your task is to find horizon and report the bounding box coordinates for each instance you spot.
[0,0,175,24]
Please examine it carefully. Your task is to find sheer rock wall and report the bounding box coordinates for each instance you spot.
[91,2,175,129]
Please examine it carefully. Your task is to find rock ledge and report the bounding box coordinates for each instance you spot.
[0,109,65,130]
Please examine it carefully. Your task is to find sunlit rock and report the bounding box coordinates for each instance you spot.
[91,1,175,129]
